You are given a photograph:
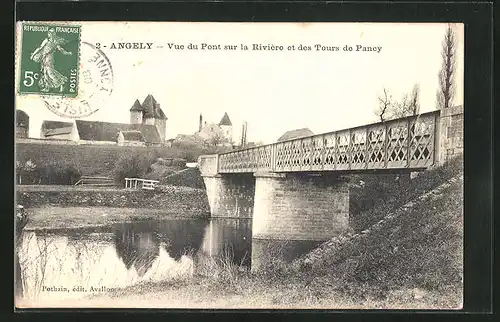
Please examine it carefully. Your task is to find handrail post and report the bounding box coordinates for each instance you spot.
[365,126,369,169]
[308,137,313,171]
[321,134,326,171]
[216,154,220,174]
[384,121,389,169]
[348,129,352,170]
[407,117,411,168]
[271,144,276,172]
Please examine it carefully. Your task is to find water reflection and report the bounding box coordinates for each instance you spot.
[114,229,159,277]
[17,217,251,302]
[200,219,252,266]
[17,215,323,303]
[112,219,208,275]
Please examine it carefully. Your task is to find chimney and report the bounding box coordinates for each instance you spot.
[199,114,203,132]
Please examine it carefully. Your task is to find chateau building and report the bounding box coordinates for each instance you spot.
[31,94,167,146]
[129,94,167,143]
[195,112,233,145]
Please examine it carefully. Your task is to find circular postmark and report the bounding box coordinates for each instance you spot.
[43,41,114,118]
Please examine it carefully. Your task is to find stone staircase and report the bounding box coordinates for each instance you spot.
[74,176,116,187]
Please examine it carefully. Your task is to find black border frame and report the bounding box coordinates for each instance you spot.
[5,1,494,321]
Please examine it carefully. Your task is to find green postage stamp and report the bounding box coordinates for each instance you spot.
[18,23,81,97]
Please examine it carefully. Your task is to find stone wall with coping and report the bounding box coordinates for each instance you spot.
[438,105,464,164]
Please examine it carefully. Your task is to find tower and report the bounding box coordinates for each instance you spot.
[141,94,167,143]
[142,94,157,126]
[129,99,143,124]
[218,112,233,143]
[155,103,167,143]
[199,114,203,132]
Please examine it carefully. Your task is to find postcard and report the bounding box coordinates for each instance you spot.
[15,21,464,309]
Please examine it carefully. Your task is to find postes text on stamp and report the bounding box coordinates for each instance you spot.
[18,23,81,97]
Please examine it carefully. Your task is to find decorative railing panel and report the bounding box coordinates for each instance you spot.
[386,118,409,168]
[350,127,367,170]
[408,115,436,168]
[215,111,438,174]
[219,145,274,173]
[367,123,386,169]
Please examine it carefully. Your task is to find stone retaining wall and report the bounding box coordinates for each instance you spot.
[17,185,210,216]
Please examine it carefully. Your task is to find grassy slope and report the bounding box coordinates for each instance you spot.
[81,157,463,309]
[310,173,463,306]
[349,156,464,232]
[160,168,206,189]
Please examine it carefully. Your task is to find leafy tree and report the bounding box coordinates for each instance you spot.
[436,25,457,110]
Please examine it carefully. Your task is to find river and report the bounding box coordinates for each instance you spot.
[17,213,321,303]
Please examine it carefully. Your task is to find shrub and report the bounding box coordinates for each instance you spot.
[20,164,82,185]
[16,160,38,184]
[113,152,158,185]
[161,168,205,189]
[35,165,55,184]
[58,165,81,185]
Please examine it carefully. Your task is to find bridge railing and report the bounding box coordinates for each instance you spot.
[217,110,439,173]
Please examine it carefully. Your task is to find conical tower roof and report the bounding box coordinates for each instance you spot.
[219,112,232,126]
[130,99,143,112]
[141,94,167,120]
[154,105,167,120]
[142,94,157,118]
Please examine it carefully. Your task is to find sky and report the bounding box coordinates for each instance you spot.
[15,22,464,144]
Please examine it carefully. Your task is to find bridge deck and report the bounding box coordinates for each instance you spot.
[203,111,439,174]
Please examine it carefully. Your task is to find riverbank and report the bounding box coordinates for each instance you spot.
[23,206,209,231]
[17,271,461,309]
[17,184,210,212]
[17,184,210,230]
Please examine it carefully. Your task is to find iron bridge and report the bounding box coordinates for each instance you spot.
[211,111,440,174]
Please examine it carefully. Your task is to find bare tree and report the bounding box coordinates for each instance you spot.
[207,132,225,147]
[391,93,411,119]
[375,88,393,122]
[392,83,421,118]
[436,24,457,110]
[375,83,421,122]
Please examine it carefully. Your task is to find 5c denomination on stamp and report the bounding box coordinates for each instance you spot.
[18,23,81,97]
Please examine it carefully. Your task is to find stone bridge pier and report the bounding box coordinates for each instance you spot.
[202,174,256,219]
[198,155,350,271]
[198,155,255,219]
[251,172,349,271]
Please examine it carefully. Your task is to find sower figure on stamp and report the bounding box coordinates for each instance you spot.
[30,28,72,93]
